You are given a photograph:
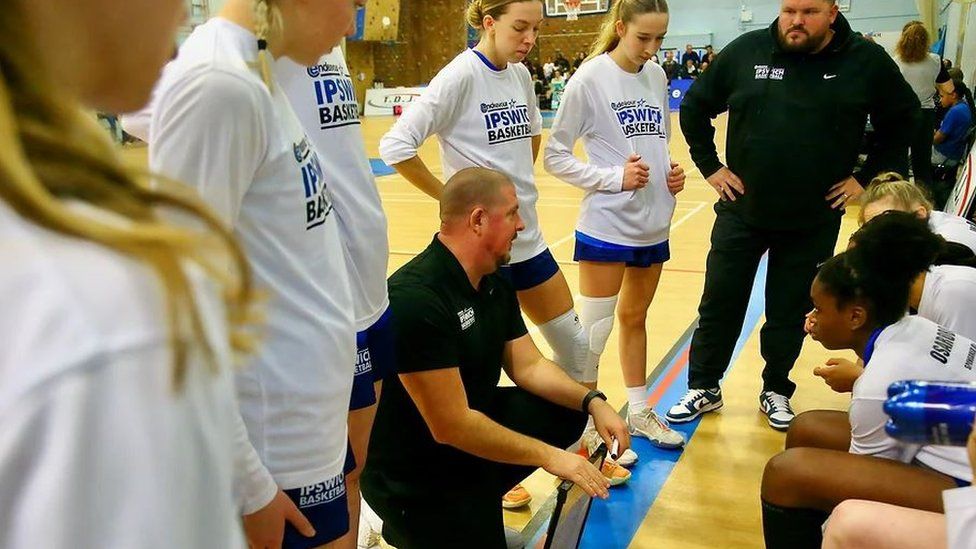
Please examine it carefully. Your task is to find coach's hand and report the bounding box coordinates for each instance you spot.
[243,489,315,549]
[667,162,686,195]
[543,448,610,499]
[622,154,650,191]
[589,398,631,458]
[826,176,864,210]
[813,358,864,393]
[706,166,744,201]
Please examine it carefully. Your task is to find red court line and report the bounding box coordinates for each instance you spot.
[646,346,691,406]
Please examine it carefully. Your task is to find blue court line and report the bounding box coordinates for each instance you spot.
[369,158,397,177]
[577,254,769,549]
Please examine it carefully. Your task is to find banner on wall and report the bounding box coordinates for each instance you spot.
[364,87,427,116]
[945,152,976,219]
[668,79,694,111]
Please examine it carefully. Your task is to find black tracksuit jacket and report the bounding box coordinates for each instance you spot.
[680,14,920,229]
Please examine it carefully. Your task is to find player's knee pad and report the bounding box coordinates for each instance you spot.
[578,295,618,356]
[538,309,589,379]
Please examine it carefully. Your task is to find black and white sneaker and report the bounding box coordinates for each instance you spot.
[666,388,723,423]
[759,391,795,431]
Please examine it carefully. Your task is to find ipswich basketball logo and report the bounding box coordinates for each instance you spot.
[611,99,665,140]
[294,136,333,230]
[307,60,361,130]
[482,99,533,145]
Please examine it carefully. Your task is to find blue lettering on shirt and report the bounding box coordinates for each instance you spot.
[611,99,666,139]
[481,99,533,145]
[309,61,361,130]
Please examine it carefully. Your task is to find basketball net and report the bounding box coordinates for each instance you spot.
[565,0,582,21]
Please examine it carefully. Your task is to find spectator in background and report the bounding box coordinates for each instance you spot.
[933,82,975,168]
[944,57,953,72]
[550,69,567,110]
[700,61,710,73]
[543,56,556,80]
[555,50,571,72]
[662,50,680,80]
[682,44,700,67]
[679,58,699,80]
[893,20,954,193]
[573,51,586,70]
[702,45,717,64]
[651,54,660,64]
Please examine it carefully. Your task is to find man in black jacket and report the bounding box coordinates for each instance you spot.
[666,0,919,431]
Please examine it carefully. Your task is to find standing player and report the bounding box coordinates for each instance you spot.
[275,10,392,546]
[544,0,687,464]
[0,0,265,546]
[149,0,360,547]
[379,0,621,496]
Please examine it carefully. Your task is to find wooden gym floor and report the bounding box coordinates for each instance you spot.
[121,112,857,548]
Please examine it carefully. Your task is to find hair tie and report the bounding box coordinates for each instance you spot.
[257,39,268,51]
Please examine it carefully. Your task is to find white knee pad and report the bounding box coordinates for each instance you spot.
[537,309,589,381]
[578,295,619,356]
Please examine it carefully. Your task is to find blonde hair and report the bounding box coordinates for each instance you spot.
[587,0,669,62]
[0,3,256,387]
[466,0,538,31]
[858,172,934,224]
[895,21,929,64]
[254,0,282,89]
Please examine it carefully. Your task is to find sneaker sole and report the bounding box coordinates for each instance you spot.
[607,473,631,486]
[502,497,532,509]
[666,400,724,424]
[629,428,686,449]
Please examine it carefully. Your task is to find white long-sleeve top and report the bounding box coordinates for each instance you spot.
[544,54,676,247]
[275,48,390,331]
[930,211,976,255]
[0,201,250,548]
[149,18,355,498]
[919,265,976,341]
[379,49,546,263]
[946,486,976,548]
[850,316,976,482]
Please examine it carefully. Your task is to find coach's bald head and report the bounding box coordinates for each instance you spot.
[438,167,524,275]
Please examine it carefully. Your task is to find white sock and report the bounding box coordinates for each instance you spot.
[537,309,589,381]
[627,386,648,415]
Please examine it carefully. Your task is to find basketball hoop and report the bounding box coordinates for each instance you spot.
[564,0,581,21]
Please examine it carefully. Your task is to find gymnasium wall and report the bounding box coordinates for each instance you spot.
[536,14,605,64]
[371,0,469,87]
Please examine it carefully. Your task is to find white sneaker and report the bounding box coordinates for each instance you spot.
[759,391,795,431]
[357,497,383,549]
[666,387,723,423]
[628,407,686,449]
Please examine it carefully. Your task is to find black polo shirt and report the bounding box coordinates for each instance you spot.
[362,235,528,498]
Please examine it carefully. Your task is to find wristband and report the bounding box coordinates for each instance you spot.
[581,390,607,414]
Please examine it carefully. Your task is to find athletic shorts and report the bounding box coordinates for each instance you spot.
[573,231,670,268]
[281,444,356,547]
[349,308,395,410]
[498,248,560,291]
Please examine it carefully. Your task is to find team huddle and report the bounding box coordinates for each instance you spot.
[3,0,976,548]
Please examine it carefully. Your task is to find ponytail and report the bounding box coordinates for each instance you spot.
[253,0,280,90]
[587,0,669,62]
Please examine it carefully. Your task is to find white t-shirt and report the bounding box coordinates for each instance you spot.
[896,53,942,110]
[930,211,976,254]
[149,18,356,491]
[0,202,249,548]
[544,54,676,247]
[275,48,389,331]
[850,316,976,481]
[379,49,546,263]
[945,486,976,549]
[919,265,976,340]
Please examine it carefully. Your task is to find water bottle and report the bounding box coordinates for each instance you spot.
[884,380,976,446]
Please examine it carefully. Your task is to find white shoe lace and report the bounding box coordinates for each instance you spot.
[678,388,709,407]
[634,407,671,430]
[763,392,793,415]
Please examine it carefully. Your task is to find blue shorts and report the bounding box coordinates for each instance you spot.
[573,232,670,268]
[498,248,559,291]
[349,308,395,410]
[281,443,357,547]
